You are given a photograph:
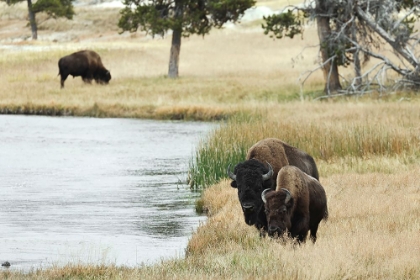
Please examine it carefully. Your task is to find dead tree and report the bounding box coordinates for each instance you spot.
[263,0,420,97]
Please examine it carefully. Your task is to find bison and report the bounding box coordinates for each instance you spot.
[58,50,111,88]
[261,165,328,243]
[227,138,320,234]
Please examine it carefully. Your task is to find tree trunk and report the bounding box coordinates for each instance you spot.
[27,0,37,40]
[315,0,342,94]
[352,21,362,87]
[168,1,183,78]
[168,28,182,78]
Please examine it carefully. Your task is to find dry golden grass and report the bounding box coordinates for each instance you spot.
[186,169,420,279]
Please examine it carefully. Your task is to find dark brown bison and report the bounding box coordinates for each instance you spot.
[227,138,319,234]
[58,50,111,88]
[261,165,328,243]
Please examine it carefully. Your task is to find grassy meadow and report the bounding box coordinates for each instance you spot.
[1,1,420,279]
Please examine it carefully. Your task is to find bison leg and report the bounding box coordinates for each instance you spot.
[309,223,320,243]
[296,231,308,243]
[86,71,95,84]
[60,74,68,89]
[290,214,309,243]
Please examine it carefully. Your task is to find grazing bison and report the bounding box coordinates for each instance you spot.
[58,50,111,88]
[227,138,319,234]
[262,165,328,243]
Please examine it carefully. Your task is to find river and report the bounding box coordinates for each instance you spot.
[0,115,216,271]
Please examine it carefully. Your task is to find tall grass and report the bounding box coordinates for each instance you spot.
[188,102,420,189]
[186,170,420,279]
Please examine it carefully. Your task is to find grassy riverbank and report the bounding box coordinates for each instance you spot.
[3,162,420,279]
[2,1,420,279]
[2,99,419,280]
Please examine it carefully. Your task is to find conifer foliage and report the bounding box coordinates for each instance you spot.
[3,0,75,40]
[118,0,256,78]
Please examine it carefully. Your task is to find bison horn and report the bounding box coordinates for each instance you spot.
[261,188,272,204]
[261,162,274,181]
[227,164,236,181]
[281,188,292,204]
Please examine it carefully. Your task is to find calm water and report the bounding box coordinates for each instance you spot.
[0,115,216,271]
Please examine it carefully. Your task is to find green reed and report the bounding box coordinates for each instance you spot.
[187,126,249,190]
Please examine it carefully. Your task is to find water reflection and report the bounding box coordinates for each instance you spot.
[0,115,216,271]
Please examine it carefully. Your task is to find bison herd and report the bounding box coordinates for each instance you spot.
[228,138,328,244]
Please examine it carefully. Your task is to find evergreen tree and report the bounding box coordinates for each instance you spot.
[118,0,256,78]
[3,0,75,40]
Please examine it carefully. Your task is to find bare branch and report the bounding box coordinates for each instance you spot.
[391,6,418,33]
[356,6,419,70]
[277,0,420,97]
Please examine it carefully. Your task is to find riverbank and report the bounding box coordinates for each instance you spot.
[3,164,420,279]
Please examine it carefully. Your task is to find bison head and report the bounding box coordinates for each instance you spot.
[262,188,293,238]
[227,159,274,227]
[104,70,111,82]
[96,70,111,84]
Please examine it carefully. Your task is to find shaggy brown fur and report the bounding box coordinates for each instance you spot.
[246,138,319,182]
[263,165,328,243]
[58,50,111,88]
